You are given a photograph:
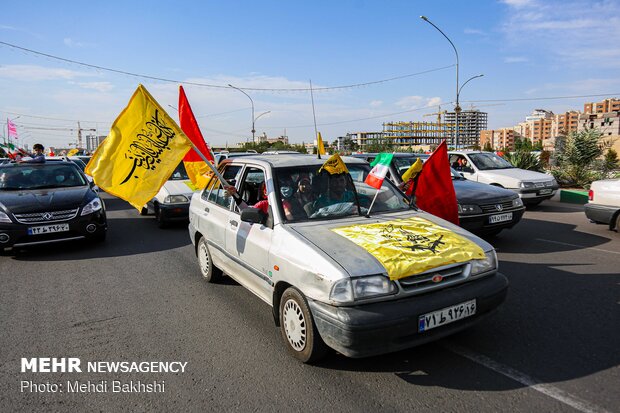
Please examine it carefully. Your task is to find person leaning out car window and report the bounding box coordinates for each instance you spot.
[19,143,46,163]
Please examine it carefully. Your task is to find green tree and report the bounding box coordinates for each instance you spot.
[504,149,543,171]
[552,129,604,187]
[602,148,619,178]
[482,141,493,152]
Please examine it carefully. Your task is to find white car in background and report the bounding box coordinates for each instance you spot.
[585,178,620,232]
[449,151,559,206]
[141,162,199,228]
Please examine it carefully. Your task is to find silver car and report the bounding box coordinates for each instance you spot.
[188,155,508,362]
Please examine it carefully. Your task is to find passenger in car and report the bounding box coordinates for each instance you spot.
[19,143,46,163]
[226,182,269,215]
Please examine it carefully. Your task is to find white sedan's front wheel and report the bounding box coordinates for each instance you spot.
[279,287,327,363]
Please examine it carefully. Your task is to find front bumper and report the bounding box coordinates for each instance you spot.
[459,207,525,234]
[585,203,619,226]
[308,272,508,358]
[514,186,559,202]
[158,203,190,221]
[0,210,107,249]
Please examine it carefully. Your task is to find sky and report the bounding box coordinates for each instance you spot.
[1,0,619,150]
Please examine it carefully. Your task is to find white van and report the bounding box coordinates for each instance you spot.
[449,151,558,206]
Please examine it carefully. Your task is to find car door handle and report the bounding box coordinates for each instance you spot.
[229,220,238,228]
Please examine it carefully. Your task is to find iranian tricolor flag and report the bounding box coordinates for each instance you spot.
[364,153,394,189]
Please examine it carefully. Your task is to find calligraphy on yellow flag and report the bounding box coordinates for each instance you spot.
[332,217,485,280]
[318,153,349,175]
[85,85,192,210]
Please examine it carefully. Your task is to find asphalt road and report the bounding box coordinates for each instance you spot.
[1,194,618,412]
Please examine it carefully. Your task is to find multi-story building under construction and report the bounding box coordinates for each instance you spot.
[444,110,488,147]
[381,120,453,148]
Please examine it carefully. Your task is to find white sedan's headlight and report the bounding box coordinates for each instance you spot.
[471,250,497,276]
[164,195,189,204]
[520,181,535,188]
[81,197,102,216]
[330,275,397,303]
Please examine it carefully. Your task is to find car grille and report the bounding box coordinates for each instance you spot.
[479,200,515,213]
[13,208,79,224]
[397,263,467,293]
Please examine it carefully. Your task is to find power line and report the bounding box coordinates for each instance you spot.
[0,40,454,92]
[464,93,620,103]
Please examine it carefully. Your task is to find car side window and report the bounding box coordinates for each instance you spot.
[203,164,242,209]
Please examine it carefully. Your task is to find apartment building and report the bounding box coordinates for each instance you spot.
[578,112,620,137]
[514,109,554,148]
[479,128,518,151]
[584,98,620,114]
[551,111,580,136]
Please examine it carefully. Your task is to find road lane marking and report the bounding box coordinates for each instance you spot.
[536,238,620,256]
[443,343,611,413]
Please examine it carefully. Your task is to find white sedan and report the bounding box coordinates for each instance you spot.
[188,154,508,362]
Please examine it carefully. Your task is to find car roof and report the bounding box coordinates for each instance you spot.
[351,153,429,158]
[220,154,368,168]
[0,160,76,167]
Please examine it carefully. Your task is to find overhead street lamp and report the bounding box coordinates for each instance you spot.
[253,111,271,141]
[420,16,460,147]
[456,74,484,148]
[228,84,256,143]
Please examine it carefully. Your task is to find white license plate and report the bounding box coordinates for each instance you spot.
[27,223,70,235]
[419,299,476,332]
[489,212,513,224]
[539,188,552,195]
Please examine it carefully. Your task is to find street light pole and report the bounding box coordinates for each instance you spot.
[253,111,271,142]
[420,16,460,147]
[457,74,484,147]
[228,84,255,143]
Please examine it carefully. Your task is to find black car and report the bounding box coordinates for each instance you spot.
[352,153,526,236]
[0,160,107,252]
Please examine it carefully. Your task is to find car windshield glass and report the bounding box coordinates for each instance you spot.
[0,164,87,190]
[468,152,514,170]
[392,155,429,178]
[169,163,189,180]
[451,167,465,180]
[274,164,411,222]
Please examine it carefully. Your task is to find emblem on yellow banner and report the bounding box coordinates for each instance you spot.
[332,217,485,280]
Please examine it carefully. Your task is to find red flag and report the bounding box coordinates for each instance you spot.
[412,140,459,225]
[178,85,215,188]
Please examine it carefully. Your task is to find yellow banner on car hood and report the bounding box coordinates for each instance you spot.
[331,217,485,280]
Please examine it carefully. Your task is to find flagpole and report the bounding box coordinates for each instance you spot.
[365,191,380,218]
[309,79,320,159]
[186,140,242,204]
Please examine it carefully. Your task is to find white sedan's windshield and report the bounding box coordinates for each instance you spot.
[468,152,514,170]
[274,164,411,222]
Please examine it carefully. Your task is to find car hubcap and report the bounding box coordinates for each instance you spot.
[283,299,306,351]
[198,243,209,275]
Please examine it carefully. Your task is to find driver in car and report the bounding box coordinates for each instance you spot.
[312,173,356,210]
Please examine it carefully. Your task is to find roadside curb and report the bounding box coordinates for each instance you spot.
[559,189,589,204]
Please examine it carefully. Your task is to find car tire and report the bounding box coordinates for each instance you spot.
[154,205,167,228]
[279,287,328,363]
[197,236,222,283]
[614,213,620,233]
[140,206,149,216]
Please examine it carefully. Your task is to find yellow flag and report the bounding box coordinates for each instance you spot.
[317,132,326,155]
[332,217,485,280]
[67,148,79,156]
[318,153,349,175]
[85,85,192,210]
[401,158,423,182]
